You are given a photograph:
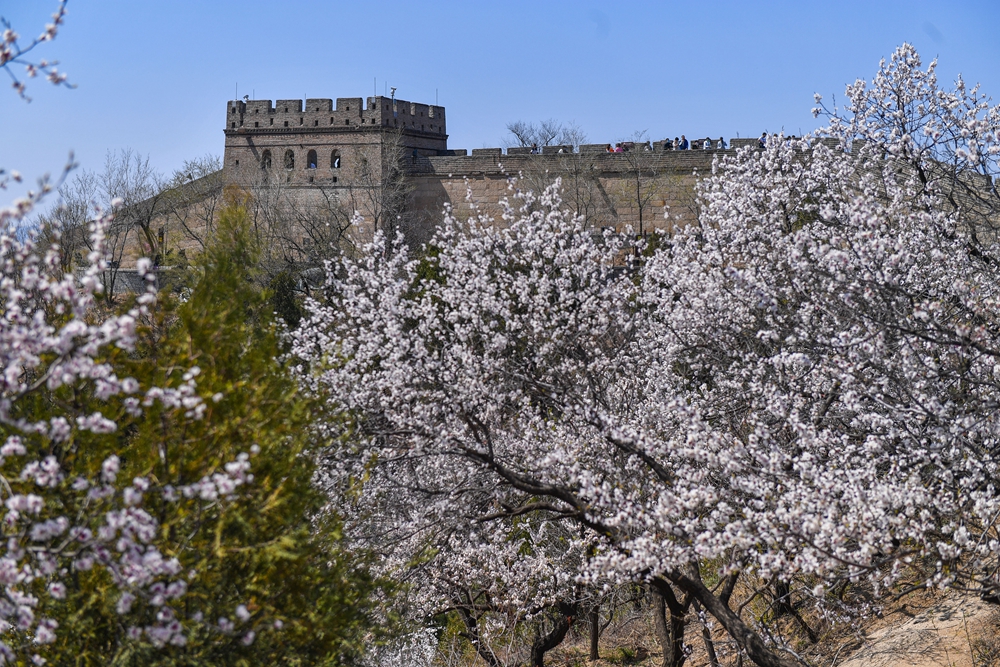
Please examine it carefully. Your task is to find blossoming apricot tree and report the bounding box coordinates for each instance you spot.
[294,45,1000,667]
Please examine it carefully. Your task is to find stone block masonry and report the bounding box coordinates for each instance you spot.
[219,93,750,237]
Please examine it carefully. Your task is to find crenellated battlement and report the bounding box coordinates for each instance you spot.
[225,95,446,135]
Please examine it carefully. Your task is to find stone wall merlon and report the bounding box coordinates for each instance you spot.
[336,97,363,112]
[276,99,303,113]
[305,99,334,112]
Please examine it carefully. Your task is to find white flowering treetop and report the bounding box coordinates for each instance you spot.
[297,189,623,665]
[294,45,1000,667]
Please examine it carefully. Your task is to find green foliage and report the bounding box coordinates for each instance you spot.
[413,244,444,287]
[14,202,380,666]
[268,271,303,330]
[609,645,642,665]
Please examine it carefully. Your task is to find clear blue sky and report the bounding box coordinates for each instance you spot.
[2,0,999,201]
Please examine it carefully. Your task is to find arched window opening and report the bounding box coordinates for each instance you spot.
[307,150,317,169]
[260,150,272,170]
[284,150,294,170]
[331,150,341,169]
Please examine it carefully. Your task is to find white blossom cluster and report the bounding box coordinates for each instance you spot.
[294,45,1000,666]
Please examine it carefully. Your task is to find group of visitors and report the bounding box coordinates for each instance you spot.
[602,136,728,152]
[758,132,799,148]
[662,136,727,150]
[607,142,635,152]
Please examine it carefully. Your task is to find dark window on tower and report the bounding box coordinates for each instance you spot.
[270,118,274,125]
[261,150,272,169]
[307,150,317,169]
[284,150,294,169]
[345,119,350,125]
[231,122,236,128]
[254,122,259,127]
[284,121,289,127]
[331,150,341,169]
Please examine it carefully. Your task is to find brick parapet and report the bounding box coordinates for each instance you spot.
[406,149,727,177]
[224,96,446,138]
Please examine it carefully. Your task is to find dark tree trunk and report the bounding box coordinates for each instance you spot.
[530,602,576,667]
[693,600,720,667]
[661,568,800,667]
[773,579,794,616]
[772,579,817,643]
[457,607,501,667]
[650,582,689,667]
[589,605,600,661]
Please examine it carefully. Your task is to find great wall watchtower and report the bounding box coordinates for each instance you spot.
[221,93,788,238]
[222,95,447,187]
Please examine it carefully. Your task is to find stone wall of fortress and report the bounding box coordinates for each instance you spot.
[134,96,763,267]
[403,147,740,239]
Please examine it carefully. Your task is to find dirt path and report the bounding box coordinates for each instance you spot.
[836,593,999,667]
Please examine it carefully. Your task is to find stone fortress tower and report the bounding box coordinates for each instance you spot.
[222,95,448,188]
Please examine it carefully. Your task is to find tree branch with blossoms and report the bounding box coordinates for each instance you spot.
[0,1,71,101]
